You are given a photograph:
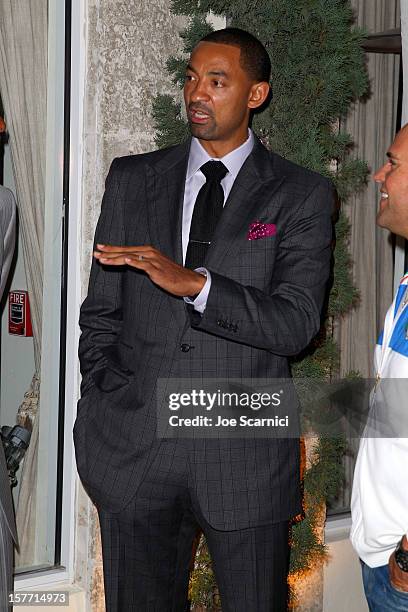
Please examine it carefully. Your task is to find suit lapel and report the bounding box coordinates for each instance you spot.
[146,140,191,264]
[204,138,285,270]
[146,140,191,326]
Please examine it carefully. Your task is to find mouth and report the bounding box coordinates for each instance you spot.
[188,108,212,124]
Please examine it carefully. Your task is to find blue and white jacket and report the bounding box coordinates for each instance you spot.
[351,274,408,568]
[376,273,408,376]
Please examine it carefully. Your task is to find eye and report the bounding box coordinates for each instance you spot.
[185,74,195,82]
[212,79,223,87]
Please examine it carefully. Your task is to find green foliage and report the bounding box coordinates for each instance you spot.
[329,211,360,317]
[152,0,368,604]
[306,437,348,504]
[165,17,214,87]
[190,537,220,611]
[152,95,190,148]
[290,512,327,575]
[180,15,213,50]
[292,336,340,380]
[290,438,347,573]
[336,158,368,201]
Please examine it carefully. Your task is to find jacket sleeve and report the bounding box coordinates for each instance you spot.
[189,179,334,356]
[78,158,125,396]
[0,188,16,302]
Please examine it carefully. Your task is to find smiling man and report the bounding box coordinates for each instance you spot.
[351,124,408,611]
[75,28,334,611]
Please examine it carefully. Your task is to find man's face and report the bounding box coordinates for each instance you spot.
[374,126,408,238]
[183,42,264,153]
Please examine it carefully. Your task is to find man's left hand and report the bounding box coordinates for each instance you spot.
[389,537,408,592]
[94,244,206,297]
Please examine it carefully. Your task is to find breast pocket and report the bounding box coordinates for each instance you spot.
[229,232,278,287]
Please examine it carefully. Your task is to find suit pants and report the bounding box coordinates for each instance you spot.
[97,439,289,612]
[0,508,12,612]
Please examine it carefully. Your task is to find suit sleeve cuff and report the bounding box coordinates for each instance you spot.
[183,268,211,314]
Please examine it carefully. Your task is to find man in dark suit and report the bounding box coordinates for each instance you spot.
[0,182,17,611]
[0,449,16,612]
[75,27,334,611]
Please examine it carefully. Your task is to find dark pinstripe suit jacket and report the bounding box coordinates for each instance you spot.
[0,187,17,546]
[74,135,334,529]
[0,448,17,544]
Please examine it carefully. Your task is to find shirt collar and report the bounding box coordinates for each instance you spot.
[186,129,254,181]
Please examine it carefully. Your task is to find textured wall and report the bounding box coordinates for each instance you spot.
[77,1,186,609]
[81,0,186,293]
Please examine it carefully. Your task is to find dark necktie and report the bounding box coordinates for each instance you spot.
[185,160,228,270]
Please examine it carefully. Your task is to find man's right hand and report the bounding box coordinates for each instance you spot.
[389,536,408,592]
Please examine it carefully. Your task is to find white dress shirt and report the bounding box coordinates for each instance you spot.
[182,129,254,313]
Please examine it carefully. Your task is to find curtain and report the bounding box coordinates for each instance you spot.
[398,0,408,284]
[0,0,47,564]
[401,2,408,130]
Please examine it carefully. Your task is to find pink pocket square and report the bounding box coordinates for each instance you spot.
[247,221,277,240]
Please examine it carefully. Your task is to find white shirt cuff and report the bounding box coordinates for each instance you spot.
[183,268,211,313]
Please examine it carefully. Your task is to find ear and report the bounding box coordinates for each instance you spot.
[248,82,270,110]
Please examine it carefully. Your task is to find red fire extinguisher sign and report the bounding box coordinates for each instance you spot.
[8,291,33,337]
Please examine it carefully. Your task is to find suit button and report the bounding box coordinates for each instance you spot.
[217,319,223,326]
[180,343,192,352]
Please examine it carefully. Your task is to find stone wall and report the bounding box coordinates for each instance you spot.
[76,1,186,609]
[80,0,187,289]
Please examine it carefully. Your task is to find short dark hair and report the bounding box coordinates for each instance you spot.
[199,27,271,83]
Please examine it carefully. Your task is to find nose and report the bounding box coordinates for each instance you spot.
[188,79,210,103]
[373,162,388,183]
